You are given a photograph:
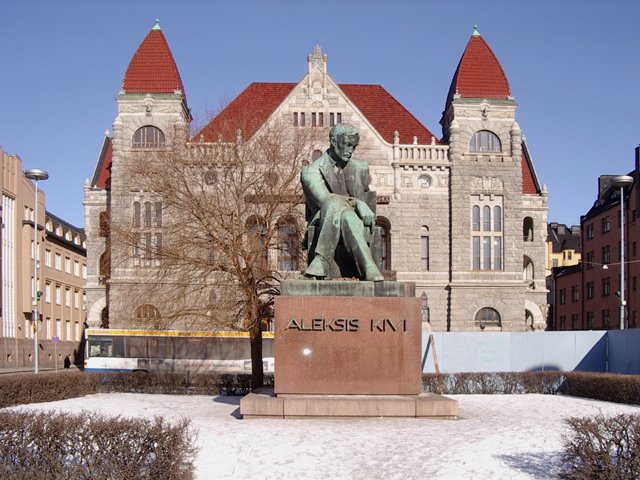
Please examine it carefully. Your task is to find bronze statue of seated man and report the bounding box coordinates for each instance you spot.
[301,123,383,282]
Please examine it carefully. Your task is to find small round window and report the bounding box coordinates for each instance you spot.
[418,175,432,189]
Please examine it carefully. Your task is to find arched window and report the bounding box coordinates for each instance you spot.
[475,307,501,330]
[472,206,480,231]
[376,217,391,270]
[134,304,160,321]
[99,252,110,284]
[523,217,534,242]
[246,216,268,269]
[277,217,299,271]
[420,225,429,271]
[469,130,501,153]
[483,206,491,231]
[523,256,534,282]
[133,126,165,148]
[493,206,502,232]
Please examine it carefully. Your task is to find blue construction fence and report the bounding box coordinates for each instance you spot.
[421,329,640,375]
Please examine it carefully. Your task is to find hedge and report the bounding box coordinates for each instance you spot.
[0,411,196,480]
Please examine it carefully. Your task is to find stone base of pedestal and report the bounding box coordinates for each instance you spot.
[240,388,458,419]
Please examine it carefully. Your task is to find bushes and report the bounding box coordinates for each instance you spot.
[423,371,640,405]
[0,371,276,409]
[563,372,640,405]
[422,371,566,395]
[0,411,196,480]
[562,414,640,479]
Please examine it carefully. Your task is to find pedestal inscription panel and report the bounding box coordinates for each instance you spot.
[274,295,422,395]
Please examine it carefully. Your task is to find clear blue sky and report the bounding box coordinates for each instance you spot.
[1,0,639,228]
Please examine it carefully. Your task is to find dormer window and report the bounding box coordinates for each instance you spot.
[133,126,165,148]
[469,130,501,153]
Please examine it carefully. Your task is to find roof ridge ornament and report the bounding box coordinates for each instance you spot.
[472,24,481,37]
[152,19,161,31]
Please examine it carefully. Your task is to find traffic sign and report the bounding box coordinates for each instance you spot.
[51,336,60,344]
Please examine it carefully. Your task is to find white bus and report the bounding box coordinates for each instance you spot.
[84,329,274,374]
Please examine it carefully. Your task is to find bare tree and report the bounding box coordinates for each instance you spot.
[114,117,321,388]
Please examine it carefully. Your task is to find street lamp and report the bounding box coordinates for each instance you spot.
[611,175,634,329]
[25,169,48,373]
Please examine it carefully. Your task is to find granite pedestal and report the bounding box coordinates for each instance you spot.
[240,280,458,418]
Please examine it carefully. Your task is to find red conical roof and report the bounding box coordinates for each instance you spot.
[122,22,187,107]
[446,29,511,107]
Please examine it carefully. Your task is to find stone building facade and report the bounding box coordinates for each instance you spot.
[1,146,87,369]
[85,23,548,332]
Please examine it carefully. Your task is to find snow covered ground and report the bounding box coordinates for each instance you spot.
[9,393,640,479]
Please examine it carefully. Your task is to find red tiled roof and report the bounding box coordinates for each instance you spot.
[122,28,187,107]
[446,33,511,108]
[194,83,296,142]
[195,82,439,144]
[92,135,112,189]
[339,84,439,144]
[522,147,538,194]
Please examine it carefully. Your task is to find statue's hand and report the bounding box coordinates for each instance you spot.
[355,200,374,229]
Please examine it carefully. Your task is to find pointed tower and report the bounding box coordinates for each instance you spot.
[442,27,548,332]
[94,20,190,328]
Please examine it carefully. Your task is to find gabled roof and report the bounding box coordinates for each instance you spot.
[91,132,112,189]
[446,28,511,110]
[194,82,439,144]
[194,83,296,142]
[121,22,187,108]
[339,84,439,145]
[521,141,541,194]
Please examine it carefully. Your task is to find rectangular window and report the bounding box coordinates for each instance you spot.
[66,320,71,341]
[603,309,610,328]
[155,202,162,227]
[603,277,611,296]
[602,245,611,264]
[45,249,52,267]
[330,113,335,126]
[586,311,594,329]
[74,260,80,276]
[493,237,502,270]
[56,319,61,336]
[586,251,594,269]
[74,290,79,309]
[55,285,61,305]
[421,236,430,270]
[560,315,566,330]
[293,112,298,127]
[300,112,305,127]
[64,257,71,273]
[571,314,578,330]
[559,289,566,305]
[46,317,51,339]
[65,288,71,307]
[45,283,51,303]
[602,216,610,233]
[337,113,342,123]
[311,112,317,127]
[586,223,594,240]
[472,237,481,270]
[75,321,80,341]
[318,112,324,127]
[482,237,491,271]
[55,253,62,270]
[587,281,594,299]
[572,286,579,302]
[82,264,87,279]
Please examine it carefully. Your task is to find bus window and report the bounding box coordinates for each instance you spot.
[89,338,113,357]
[129,336,148,358]
[112,337,125,358]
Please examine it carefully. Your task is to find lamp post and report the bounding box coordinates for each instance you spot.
[611,175,634,329]
[25,169,48,373]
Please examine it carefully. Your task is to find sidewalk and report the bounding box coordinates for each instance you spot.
[0,365,82,375]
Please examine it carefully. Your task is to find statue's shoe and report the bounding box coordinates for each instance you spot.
[304,255,329,278]
[364,266,384,282]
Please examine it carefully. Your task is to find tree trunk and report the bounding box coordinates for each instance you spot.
[249,324,264,390]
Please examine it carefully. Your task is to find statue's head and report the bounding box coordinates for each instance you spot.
[329,123,359,163]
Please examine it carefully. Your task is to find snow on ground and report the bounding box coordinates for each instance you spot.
[8,393,640,479]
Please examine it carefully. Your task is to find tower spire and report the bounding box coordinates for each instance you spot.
[152,18,161,31]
